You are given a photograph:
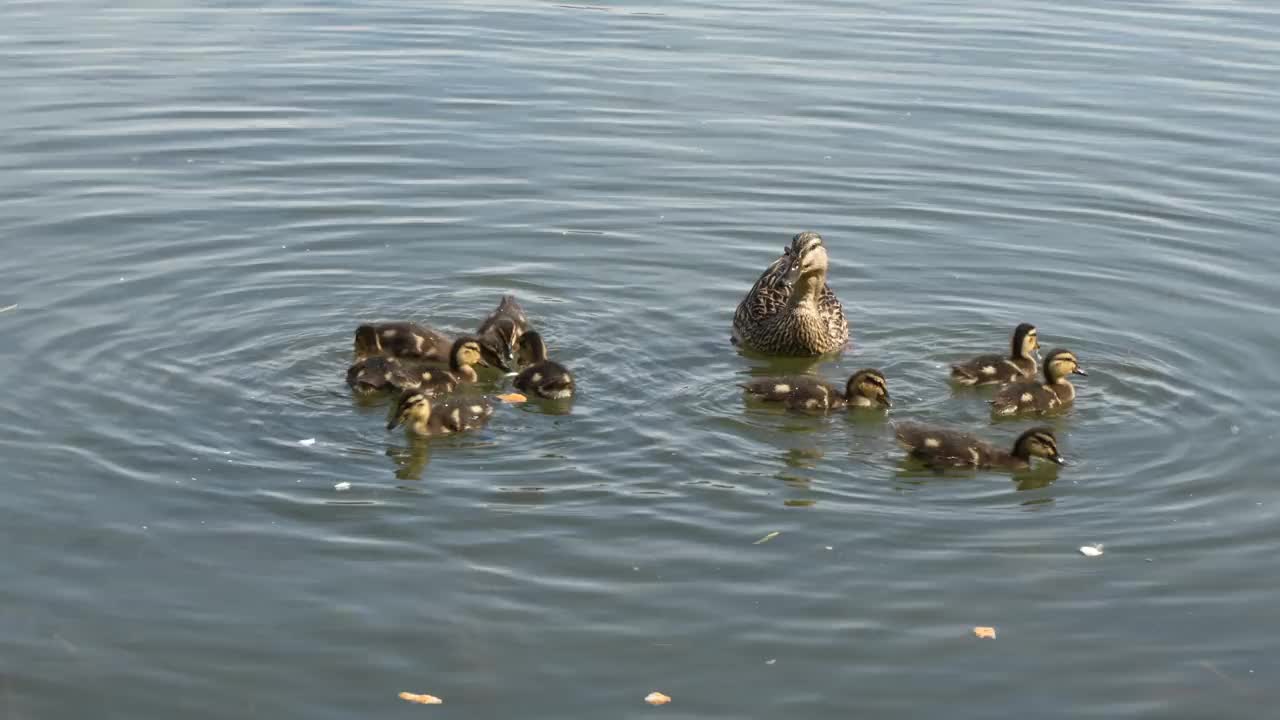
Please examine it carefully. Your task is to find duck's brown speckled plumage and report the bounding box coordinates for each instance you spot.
[732,232,849,356]
[387,391,494,437]
[475,295,530,371]
[990,348,1086,417]
[895,423,1064,470]
[741,368,889,413]
[951,323,1040,386]
[512,330,575,400]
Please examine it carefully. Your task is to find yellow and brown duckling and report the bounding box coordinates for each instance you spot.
[346,336,485,396]
[387,389,495,437]
[512,330,575,400]
[990,348,1086,417]
[475,295,530,371]
[732,231,849,356]
[353,322,454,363]
[895,423,1065,470]
[741,368,890,412]
[950,323,1040,386]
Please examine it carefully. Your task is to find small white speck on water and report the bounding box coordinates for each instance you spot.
[298,438,316,447]
[1231,425,1240,435]
[765,658,777,665]
[334,482,351,491]
[141,525,148,530]
[824,546,833,551]
[1079,544,1104,557]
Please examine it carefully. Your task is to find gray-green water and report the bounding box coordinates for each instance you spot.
[3,1,1279,717]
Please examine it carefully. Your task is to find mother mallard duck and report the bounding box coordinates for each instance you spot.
[732,231,849,356]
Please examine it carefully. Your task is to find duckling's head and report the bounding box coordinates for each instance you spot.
[388,390,430,430]
[846,368,891,408]
[1044,348,1086,383]
[479,317,520,371]
[1012,427,1065,465]
[1012,323,1040,360]
[516,330,550,366]
[783,231,830,286]
[449,336,484,371]
[353,325,381,357]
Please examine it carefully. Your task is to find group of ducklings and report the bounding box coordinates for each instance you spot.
[345,296,575,436]
[732,232,1089,472]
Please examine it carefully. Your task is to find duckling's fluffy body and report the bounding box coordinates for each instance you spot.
[388,390,495,437]
[741,369,890,413]
[732,232,849,356]
[512,330,575,399]
[951,323,1040,386]
[353,322,453,363]
[895,423,1064,470]
[990,349,1086,417]
[346,356,448,396]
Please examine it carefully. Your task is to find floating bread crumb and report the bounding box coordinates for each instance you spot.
[645,691,671,705]
[398,692,442,705]
[496,393,527,403]
[973,626,996,639]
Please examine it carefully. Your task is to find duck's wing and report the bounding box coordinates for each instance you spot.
[735,251,793,326]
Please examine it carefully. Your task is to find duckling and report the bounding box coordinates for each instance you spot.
[741,368,890,412]
[387,389,495,437]
[475,295,530,371]
[895,423,1065,470]
[346,356,433,396]
[353,322,454,363]
[732,231,849,356]
[345,336,485,396]
[511,330,575,399]
[990,348,1087,417]
[950,323,1040,386]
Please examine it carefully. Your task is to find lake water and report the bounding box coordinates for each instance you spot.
[3,0,1279,717]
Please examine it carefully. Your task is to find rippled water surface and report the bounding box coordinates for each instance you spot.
[3,0,1280,717]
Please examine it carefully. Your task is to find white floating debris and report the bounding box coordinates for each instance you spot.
[334,482,351,491]
[298,438,316,447]
[1079,544,1104,557]
[0,304,17,314]
[765,658,777,665]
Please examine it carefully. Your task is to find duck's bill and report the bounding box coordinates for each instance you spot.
[1050,454,1068,466]
[1072,367,1088,376]
[880,395,893,408]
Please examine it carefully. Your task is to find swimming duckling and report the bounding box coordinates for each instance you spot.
[950,323,1040,386]
[346,356,432,396]
[741,368,890,412]
[353,322,455,363]
[990,348,1087,417]
[732,231,849,356]
[895,423,1065,470]
[512,331,575,399]
[387,389,495,437]
[345,336,485,396]
[475,295,530,371]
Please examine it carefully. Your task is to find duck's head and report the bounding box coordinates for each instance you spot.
[846,368,891,408]
[1012,323,1040,360]
[1012,427,1065,465]
[449,336,485,372]
[1044,348,1086,383]
[387,390,431,430]
[516,330,549,366]
[783,231,830,287]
